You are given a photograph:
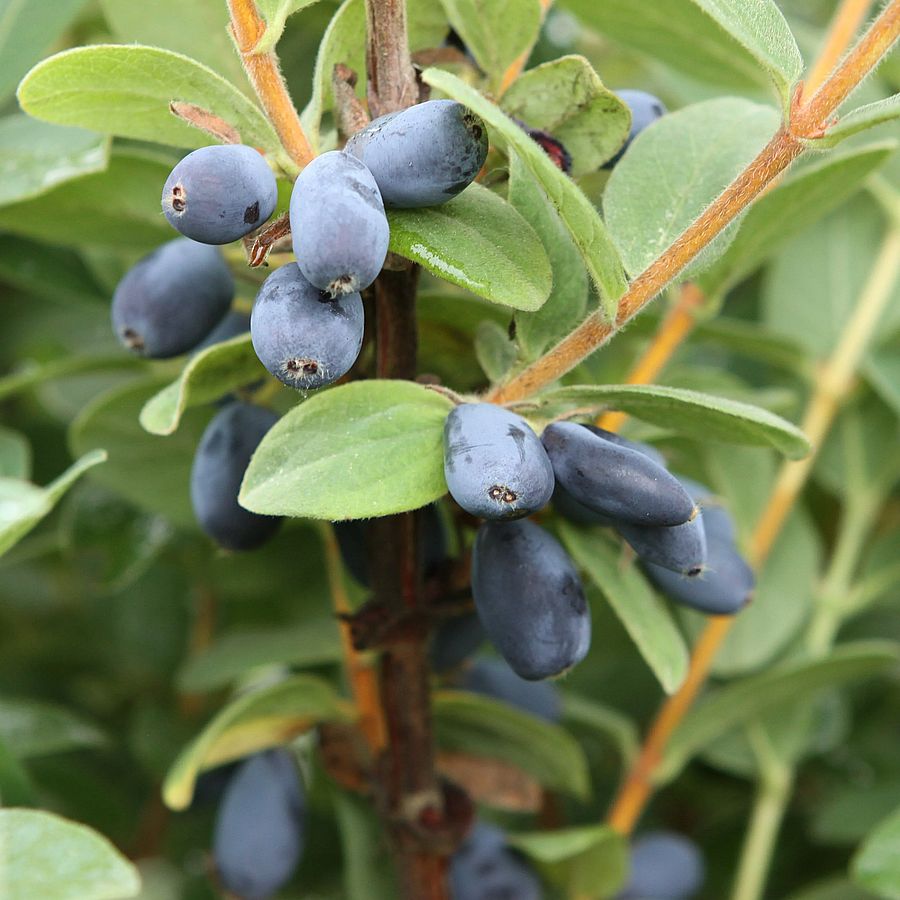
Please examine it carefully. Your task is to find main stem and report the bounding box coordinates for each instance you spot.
[364,3,447,898]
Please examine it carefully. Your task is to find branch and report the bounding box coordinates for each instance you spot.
[805,0,874,93]
[487,0,900,405]
[365,0,418,117]
[226,0,314,170]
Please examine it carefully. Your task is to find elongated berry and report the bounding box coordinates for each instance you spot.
[450,823,542,900]
[604,90,667,169]
[289,150,389,295]
[460,657,561,722]
[618,514,707,575]
[250,263,363,391]
[430,612,485,674]
[617,831,705,900]
[472,519,590,680]
[162,145,277,244]
[191,402,282,551]
[542,422,696,526]
[583,424,667,469]
[111,238,234,359]
[444,404,554,520]
[345,100,488,207]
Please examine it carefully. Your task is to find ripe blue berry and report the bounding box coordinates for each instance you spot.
[190,402,282,551]
[460,657,561,723]
[289,150,389,295]
[542,422,696,527]
[194,309,250,353]
[162,145,278,244]
[345,100,488,207]
[472,519,590,680]
[617,514,707,576]
[444,404,554,520]
[617,831,705,900]
[430,612,485,674]
[582,424,667,469]
[213,749,305,900]
[604,89,667,169]
[250,262,364,391]
[111,238,234,358]
[449,823,542,900]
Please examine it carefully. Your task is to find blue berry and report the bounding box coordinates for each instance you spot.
[345,100,488,207]
[111,238,234,358]
[162,145,278,244]
[617,514,707,576]
[542,422,696,527]
[449,823,542,900]
[190,402,282,551]
[290,151,389,295]
[604,90,667,169]
[617,831,704,900]
[431,612,485,674]
[444,404,554,520]
[459,657,561,723]
[472,519,590,680]
[213,749,304,900]
[194,309,250,353]
[250,262,364,391]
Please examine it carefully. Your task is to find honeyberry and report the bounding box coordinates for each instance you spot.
[604,89,667,169]
[345,100,489,207]
[617,514,707,576]
[449,823,542,900]
[162,145,278,244]
[111,238,233,358]
[617,831,705,900]
[444,404,554,520]
[250,262,364,391]
[542,422,696,527]
[430,612,485,674]
[460,657,561,723]
[190,401,282,551]
[583,423,667,469]
[290,150,389,296]
[472,519,590,680]
[194,309,250,353]
[213,749,305,900]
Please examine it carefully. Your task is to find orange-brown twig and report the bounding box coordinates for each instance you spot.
[497,0,554,95]
[806,0,874,94]
[227,0,314,169]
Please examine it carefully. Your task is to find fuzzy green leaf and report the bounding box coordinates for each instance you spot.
[240,380,453,520]
[388,183,552,311]
[0,427,30,480]
[814,95,900,148]
[852,803,900,899]
[424,67,627,318]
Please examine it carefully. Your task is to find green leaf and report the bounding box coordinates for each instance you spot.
[853,804,900,899]
[388,183,552,311]
[474,321,517,382]
[787,879,880,900]
[70,378,214,527]
[177,619,343,692]
[439,0,540,90]
[560,0,772,92]
[701,142,897,296]
[0,114,108,208]
[815,94,900,149]
[0,697,106,758]
[0,236,107,304]
[0,356,142,404]
[0,151,174,249]
[501,55,630,175]
[163,674,353,810]
[423,67,627,318]
[685,0,802,106]
[603,98,780,280]
[300,0,366,151]
[508,153,588,359]
[560,523,689,694]
[240,380,453,520]
[139,335,263,436]
[18,45,279,153]
[561,693,639,765]
[0,450,107,557]
[97,0,250,90]
[691,317,811,376]
[433,690,591,798]
[867,334,900,419]
[661,642,900,778]
[0,0,89,103]
[541,384,811,458]
[509,825,627,900]
[0,427,30,480]
[255,0,325,52]
[0,738,36,806]
[0,809,140,900]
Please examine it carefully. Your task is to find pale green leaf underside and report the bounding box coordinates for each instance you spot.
[139,334,263,435]
[687,0,802,105]
[0,114,108,208]
[852,803,900,900]
[560,524,689,694]
[423,66,627,318]
[542,384,811,459]
[0,426,30,479]
[163,674,352,810]
[0,698,105,759]
[604,97,780,280]
[0,809,140,900]
[814,94,900,149]
[388,183,552,311]
[433,690,591,799]
[18,45,279,152]
[662,641,900,778]
[0,450,106,557]
[240,380,454,520]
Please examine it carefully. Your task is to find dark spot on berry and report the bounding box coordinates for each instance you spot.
[170,185,186,213]
[121,328,144,351]
[243,201,260,224]
[286,358,319,376]
[488,484,517,503]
